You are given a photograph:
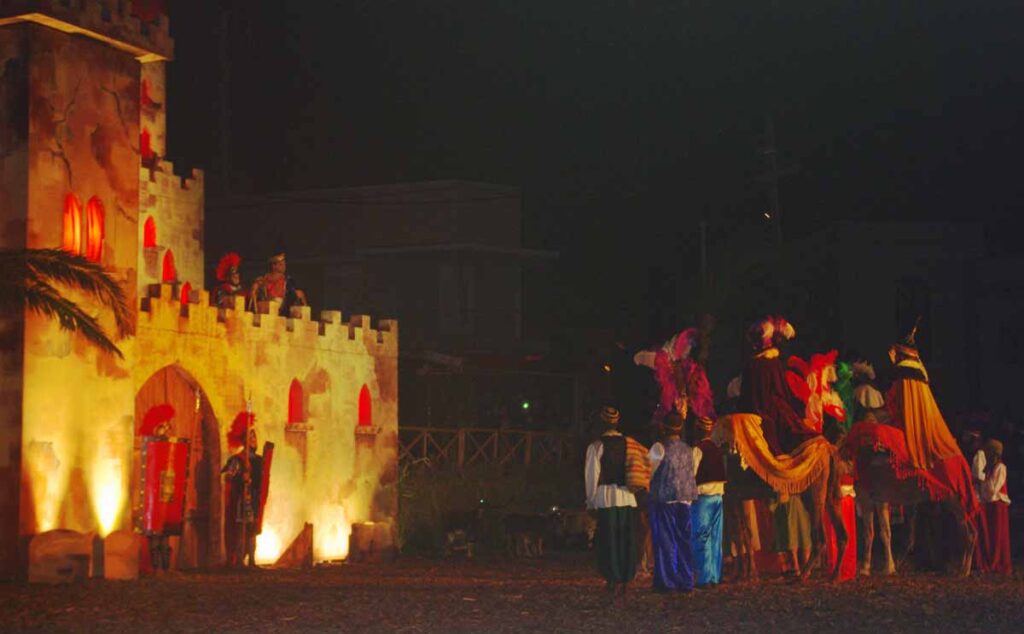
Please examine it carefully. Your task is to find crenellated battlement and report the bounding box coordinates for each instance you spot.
[140,161,204,196]
[138,283,398,357]
[0,1,173,61]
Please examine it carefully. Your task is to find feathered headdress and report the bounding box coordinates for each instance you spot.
[748,315,796,351]
[216,252,241,282]
[139,403,175,436]
[666,327,699,362]
[785,349,845,434]
[774,317,796,342]
[635,326,716,423]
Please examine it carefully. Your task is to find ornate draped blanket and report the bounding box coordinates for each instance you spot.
[713,414,834,495]
[842,420,979,517]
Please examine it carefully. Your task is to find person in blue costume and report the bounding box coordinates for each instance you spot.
[647,407,697,592]
[691,415,727,587]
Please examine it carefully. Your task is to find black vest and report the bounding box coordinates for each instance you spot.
[695,439,726,485]
[598,435,627,486]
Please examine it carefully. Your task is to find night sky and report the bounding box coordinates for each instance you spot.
[167,1,1024,334]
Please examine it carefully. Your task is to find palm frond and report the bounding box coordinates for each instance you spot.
[0,249,132,338]
[21,279,123,358]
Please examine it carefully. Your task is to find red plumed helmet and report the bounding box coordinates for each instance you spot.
[216,252,242,282]
[139,403,175,436]
[227,411,254,448]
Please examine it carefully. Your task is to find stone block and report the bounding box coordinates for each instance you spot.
[275,523,313,569]
[348,521,396,563]
[103,530,139,580]
[28,529,94,584]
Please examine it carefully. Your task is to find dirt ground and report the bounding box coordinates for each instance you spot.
[1,554,1021,633]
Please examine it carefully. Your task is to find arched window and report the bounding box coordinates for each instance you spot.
[62,193,82,253]
[143,216,157,248]
[180,281,192,306]
[288,379,304,424]
[162,249,176,282]
[357,385,372,427]
[83,196,104,263]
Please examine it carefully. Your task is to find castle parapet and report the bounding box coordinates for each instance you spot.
[0,1,174,61]
[138,283,397,356]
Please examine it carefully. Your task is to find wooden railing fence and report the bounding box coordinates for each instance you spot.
[398,427,581,469]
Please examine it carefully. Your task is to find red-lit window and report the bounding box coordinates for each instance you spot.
[162,249,176,282]
[180,281,192,306]
[288,379,304,424]
[140,128,154,162]
[358,385,372,427]
[62,193,82,253]
[83,196,104,263]
[143,216,157,248]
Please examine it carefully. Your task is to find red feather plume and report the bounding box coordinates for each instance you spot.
[139,403,175,435]
[216,252,241,282]
[227,411,253,448]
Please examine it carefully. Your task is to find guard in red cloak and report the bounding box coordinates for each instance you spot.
[136,404,190,573]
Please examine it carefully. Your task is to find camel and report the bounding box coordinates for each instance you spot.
[723,451,774,580]
[716,414,848,582]
[851,444,977,576]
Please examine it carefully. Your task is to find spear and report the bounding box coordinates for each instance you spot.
[243,398,253,566]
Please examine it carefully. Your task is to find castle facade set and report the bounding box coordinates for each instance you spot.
[0,1,398,580]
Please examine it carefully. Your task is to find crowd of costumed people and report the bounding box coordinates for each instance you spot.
[584,316,1012,596]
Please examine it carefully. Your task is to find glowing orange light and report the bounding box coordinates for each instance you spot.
[358,385,372,427]
[143,216,157,248]
[313,504,350,561]
[180,281,192,306]
[140,128,154,162]
[84,196,104,263]
[288,379,304,424]
[255,526,283,565]
[62,193,82,253]
[162,249,176,282]
[89,455,126,537]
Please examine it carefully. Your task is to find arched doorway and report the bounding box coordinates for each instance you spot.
[134,365,222,569]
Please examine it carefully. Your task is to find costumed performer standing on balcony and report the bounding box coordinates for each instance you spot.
[212,252,245,309]
[250,238,307,316]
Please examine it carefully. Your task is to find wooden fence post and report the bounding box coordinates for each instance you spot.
[457,429,465,470]
[524,432,532,465]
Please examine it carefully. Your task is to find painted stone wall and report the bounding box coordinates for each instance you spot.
[135,286,399,563]
[19,23,140,539]
[0,22,29,578]
[137,61,204,297]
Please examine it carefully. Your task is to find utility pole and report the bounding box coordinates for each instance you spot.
[699,219,708,291]
[762,115,784,245]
